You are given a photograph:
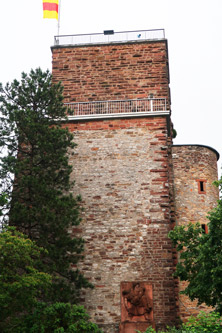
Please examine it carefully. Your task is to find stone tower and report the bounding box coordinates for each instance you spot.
[51,30,219,332]
[172,144,219,319]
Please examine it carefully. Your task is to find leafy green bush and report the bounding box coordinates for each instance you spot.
[0,227,52,332]
[180,311,222,333]
[18,302,102,333]
[138,312,222,333]
[168,179,222,314]
[0,228,101,333]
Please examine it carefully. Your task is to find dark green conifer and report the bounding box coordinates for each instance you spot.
[0,68,91,303]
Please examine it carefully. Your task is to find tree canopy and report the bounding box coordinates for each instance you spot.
[0,227,51,332]
[0,227,101,333]
[0,68,91,303]
[169,180,222,313]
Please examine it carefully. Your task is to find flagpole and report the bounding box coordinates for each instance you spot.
[57,0,61,36]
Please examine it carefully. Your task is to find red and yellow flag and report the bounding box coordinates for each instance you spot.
[43,0,59,20]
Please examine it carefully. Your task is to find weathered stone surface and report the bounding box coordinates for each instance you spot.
[52,41,170,103]
[65,117,178,330]
[172,145,219,319]
[52,39,177,331]
[119,321,155,333]
[172,145,218,227]
[51,39,219,331]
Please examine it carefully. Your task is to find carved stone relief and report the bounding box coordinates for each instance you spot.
[120,282,154,333]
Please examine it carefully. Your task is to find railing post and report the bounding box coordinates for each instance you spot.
[150,99,153,112]
[148,94,154,112]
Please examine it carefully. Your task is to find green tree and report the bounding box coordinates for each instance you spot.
[0,68,91,303]
[0,228,101,333]
[169,180,222,313]
[0,227,52,332]
[139,312,222,333]
[20,302,102,333]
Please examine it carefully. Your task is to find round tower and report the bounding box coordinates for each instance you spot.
[172,144,219,227]
[172,144,219,318]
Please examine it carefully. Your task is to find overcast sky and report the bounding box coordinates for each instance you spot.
[1,0,222,174]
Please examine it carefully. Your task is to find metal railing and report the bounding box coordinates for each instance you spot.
[65,98,168,118]
[54,29,165,46]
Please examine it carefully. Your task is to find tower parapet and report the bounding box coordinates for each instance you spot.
[52,30,170,106]
[54,29,165,47]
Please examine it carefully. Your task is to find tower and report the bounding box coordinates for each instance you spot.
[51,30,219,332]
[172,144,219,319]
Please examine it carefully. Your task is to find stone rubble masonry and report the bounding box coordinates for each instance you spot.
[172,145,218,227]
[51,39,176,330]
[172,145,219,319]
[51,39,219,331]
[66,116,178,331]
[51,40,170,103]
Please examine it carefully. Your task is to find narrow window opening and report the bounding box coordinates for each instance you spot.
[196,179,206,194]
[200,181,204,192]
[201,224,208,234]
[201,224,206,233]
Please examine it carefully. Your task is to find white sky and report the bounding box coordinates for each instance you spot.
[1,0,222,174]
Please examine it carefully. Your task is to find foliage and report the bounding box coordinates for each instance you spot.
[138,312,222,333]
[0,227,52,332]
[136,327,156,333]
[181,311,222,333]
[16,302,102,333]
[0,227,101,333]
[0,68,91,303]
[168,180,222,313]
[172,128,177,139]
[0,193,7,218]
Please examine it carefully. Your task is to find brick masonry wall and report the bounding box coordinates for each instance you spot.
[52,39,178,331]
[52,40,170,103]
[51,39,220,328]
[66,117,178,331]
[172,145,219,319]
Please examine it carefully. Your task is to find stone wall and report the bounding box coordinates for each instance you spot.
[52,39,178,331]
[66,117,178,331]
[172,145,218,227]
[52,40,170,103]
[172,144,219,319]
[51,36,220,329]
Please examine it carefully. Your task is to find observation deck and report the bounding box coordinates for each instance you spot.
[54,29,165,46]
[66,98,170,121]
[53,29,170,123]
